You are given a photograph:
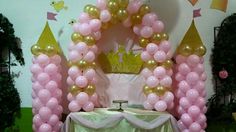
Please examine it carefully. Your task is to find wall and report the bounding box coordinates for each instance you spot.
[0,0,235,107]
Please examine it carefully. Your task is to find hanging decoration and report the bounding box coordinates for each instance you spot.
[50,0,68,12]
[47,12,57,21]
[193,8,201,18]
[30,22,63,132]
[210,0,228,12]
[67,0,175,112]
[188,0,199,6]
[175,20,207,131]
[219,69,228,79]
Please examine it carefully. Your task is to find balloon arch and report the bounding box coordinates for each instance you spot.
[30,0,207,132]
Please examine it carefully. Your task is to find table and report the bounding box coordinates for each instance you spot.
[63,108,179,132]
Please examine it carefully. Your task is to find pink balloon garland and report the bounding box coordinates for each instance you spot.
[31,54,63,132]
[175,54,207,132]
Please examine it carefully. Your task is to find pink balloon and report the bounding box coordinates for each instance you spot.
[90,93,98,103]
[96,0,106,10]
[178,80,191,93]
[84,51,95,62]
[141,68,153,78]
[142,13,156,26]
[187,55,200,67]
[166,69,173,76]
[178,63,191,75]
[78,13,90,23]
[44,63,57,75]
[50,55,61,65]
[140,26,153,38]
[75,76,88,88]
[53,122,63,131]
[32,98,43,111]
[33,82,43,94]
[69,50,82,62]
[83,101,94,112]
[90,45,98,54]
[154,101,167,112]
[147,93,158,104]
[68,42,75,51]
[67,93,75,102]
[54,73,62,82]
[123,17,132,27]
[79,23,92,36]
[177,120,187,131]
[186,72,199,85]
[175,55,187,64]
[91,77,98,85]
[159,40,171,53]
[188,105,201,119]
[133,25,141,35]
[146,76,159,88]
[127,0,142,14]
[146,43,158,55]
[160,76,172,87]
[195,97,205,108]
[37,54,50,66]
[175,73,185,82]
[52,89,62,100]
[75,42,88,55]
[196,114,206,126]
[189,122,201,132]
[163,92,174,104]
[186,89,199,103]
[177,106,186,115]
[66,77,75,85]
[33,114,43,127]
[53,106,63,115]
[48,114,59,126]
[31,64,43,75]
[32,91,37,99]
[39,107,52,121]
[38,123,52,132]
[69,100,81,112]
[179,97,191,109]
[154,51,167,62]
[92,31,102,40]
[73,23,80,32]
[38,89,51,103]
[181,113,193,127]
[143,101,154,110]
[89,19,101,31]
[68,66,81,79]
[152,20,164,33]
[200,73,207,81]
[100,10,111,22]
[84,69,96,80]
[154,66,166,79]
[193,64,204,74]
[76,92,89,105]
[194,81,205,93]
[46,97,58,110]
[141,51,152,62]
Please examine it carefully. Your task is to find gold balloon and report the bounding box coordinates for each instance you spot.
[155,85,166,96]
[131,14,142,25]
[110,13,119,24]
[88,6,100,18]
[139,37,150,47]
[84,36,96,46]
[31,45,42,56]
[84,4,93,13]
[71,32,84,43]
[143,85,153,95]
[45,45,57,56]
[70,85,81,95]
[118,0,129,9]
[117,9,128,21]
[152,34,162,44]
[178,45,193,56]
[162,60,173,69]
[77,60,88,68]
[139,4,151,16]
[194,45,206,56]
[161,33,169,40]
[145,60,157,69]
[107,1,119,13]
[84,85,96,95]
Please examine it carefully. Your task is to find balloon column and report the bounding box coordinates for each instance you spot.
[175,21,207,132]
[31,23,63,132]
[67,0,174,112]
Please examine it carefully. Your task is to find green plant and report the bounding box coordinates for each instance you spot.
[0,13,24,131]
[207,13,236,123]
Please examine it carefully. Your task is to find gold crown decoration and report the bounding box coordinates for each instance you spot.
[97,45,143,74]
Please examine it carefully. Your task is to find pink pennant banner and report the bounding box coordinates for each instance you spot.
[193,8,201,18]
[47,12,57,21]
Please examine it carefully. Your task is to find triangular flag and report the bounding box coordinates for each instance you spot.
[193,8,201,18]
[37,22,61,53]
[188,0,199,6]
[177,20,206,56]
[210,0,228,12]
